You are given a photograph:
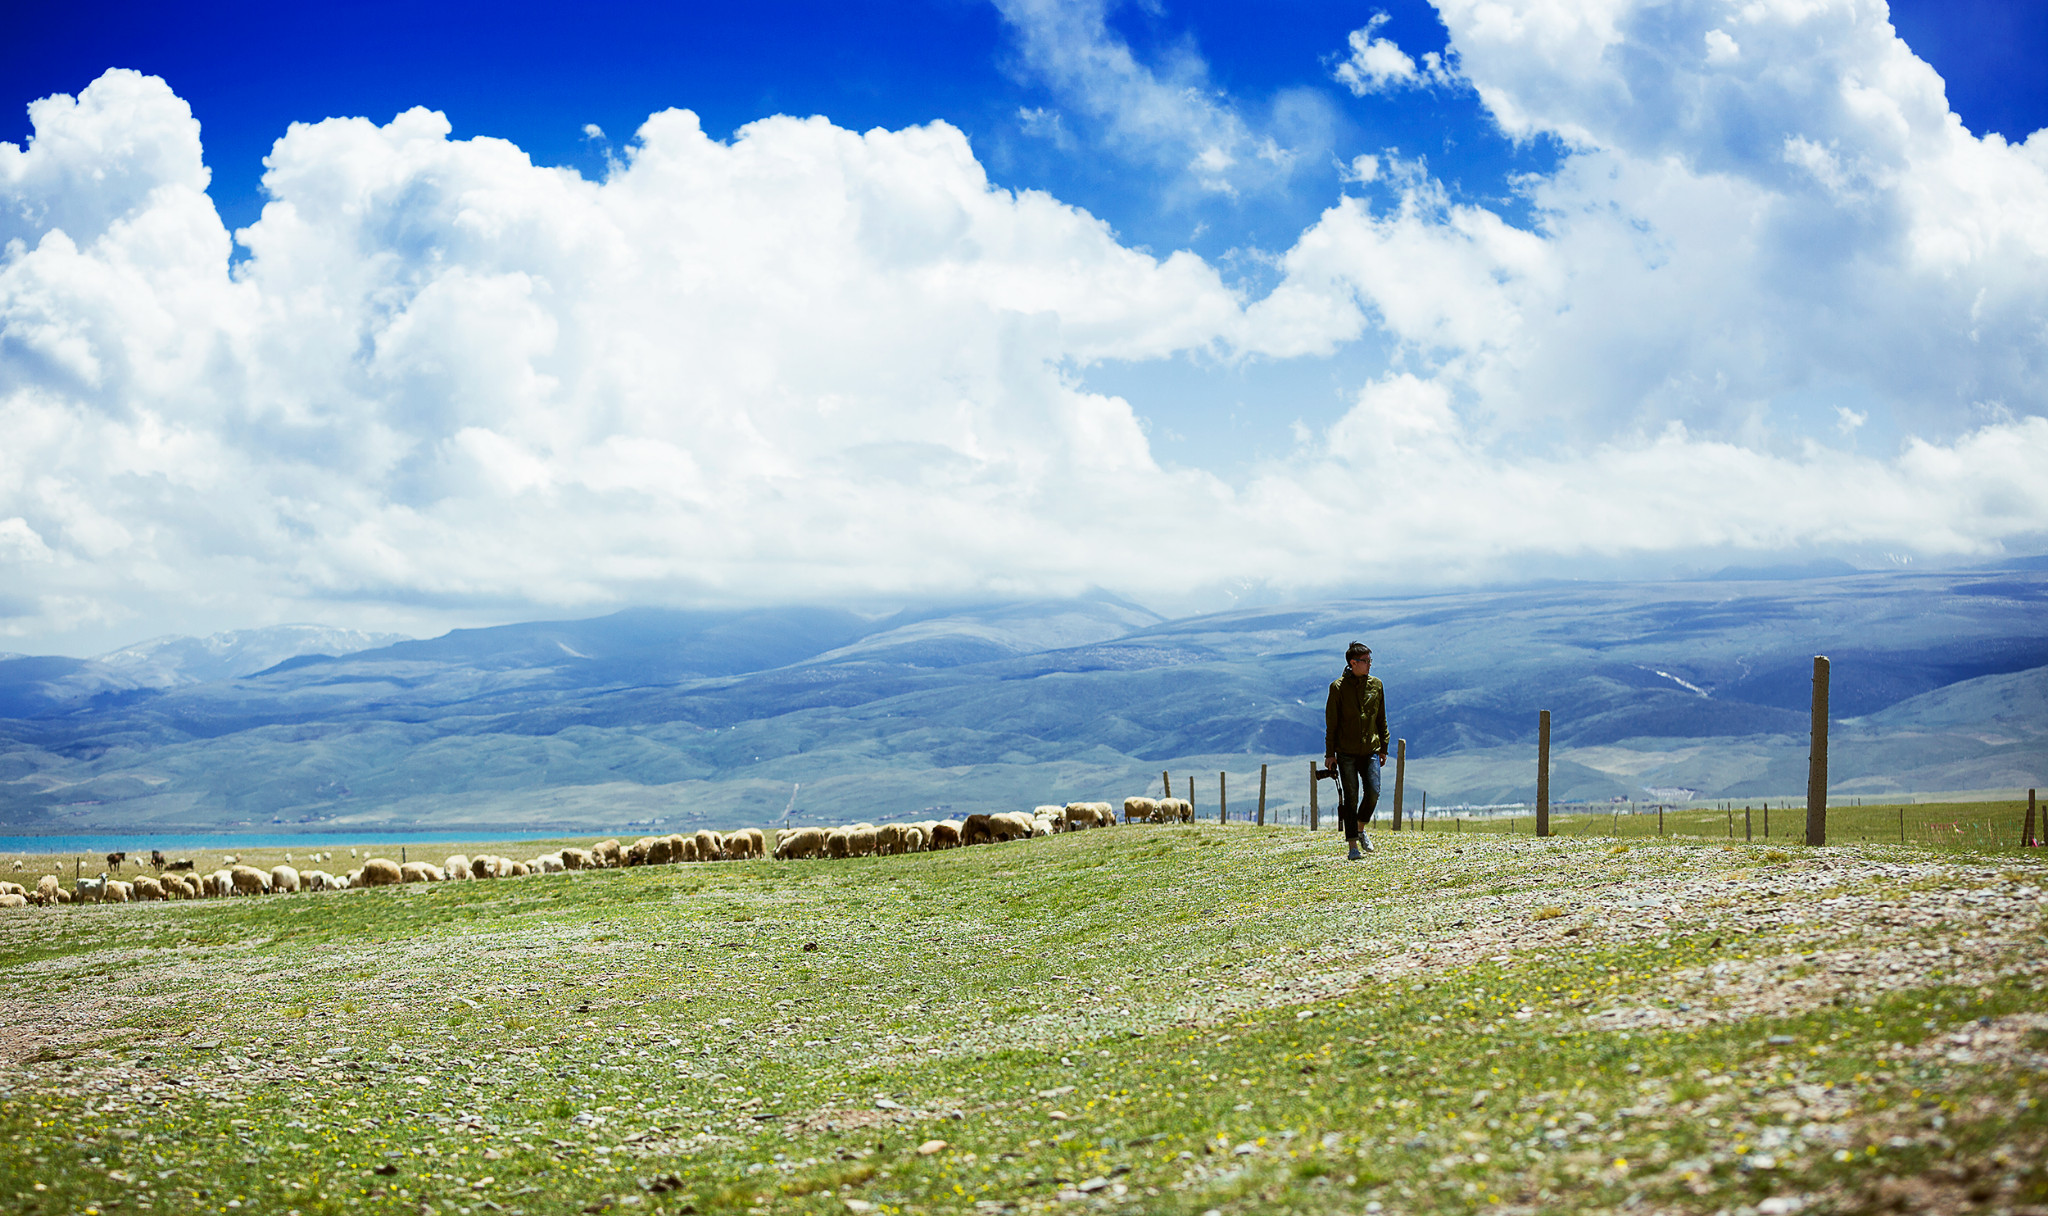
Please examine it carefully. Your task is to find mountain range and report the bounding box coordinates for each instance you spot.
[1,567,2042,834]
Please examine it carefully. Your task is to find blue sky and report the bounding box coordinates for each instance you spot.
[2,0,2046,652]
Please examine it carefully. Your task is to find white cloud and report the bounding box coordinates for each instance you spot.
[992,0,1316,196]
[1333,13,1460,95]
[3,14,2047,651]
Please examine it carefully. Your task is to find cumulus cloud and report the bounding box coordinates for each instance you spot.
[1333,13,1460,95]
[3,0,2047,653]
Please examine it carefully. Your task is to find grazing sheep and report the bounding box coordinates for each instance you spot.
[507,860,530,877]
[229,865,272,896]
[165,857,195,872]
[1121,796,1157,823]
[130,876,165,901]
[930,820,963,849]
[160,873,195,899]
[532,853,565,873]
[271,865,301,893]
[74,873,109,904]
[10,860,20,871]
[846,824,878,858]
[823,826,853,859]
[997,811,1039,841]
[874,824,903,855]
[900,825,927,853]
[444,855,472,881]
[0,893,25,908]
[590,839,623,868]
[222,854,239,866]
[0,881,23,898]
[774,827,826,860]
[666,833,689,861]
[356,858,403,887]
[674,837,699,863]
[960,814,994,846]
[692,829,722,862]
[1031,812,1060,837]
[731,828,765,859]
[559,847,595,871]
[297,870,333,892]
[398,862,441,883]
[205,869,232,897]
[53,888,71,903]
[1034,805,1067,830]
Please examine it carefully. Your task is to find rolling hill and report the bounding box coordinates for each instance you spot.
[0,571,2041,833]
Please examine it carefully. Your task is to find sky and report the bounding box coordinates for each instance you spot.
[2,0,2046,655]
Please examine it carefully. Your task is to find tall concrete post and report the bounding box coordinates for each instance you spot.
[1806,656,1829,846]
[1536,710,1551,838]
[1392,739,1407,831]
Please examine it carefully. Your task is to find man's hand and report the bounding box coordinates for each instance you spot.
[1324,754,1336,769]
[1378,752,1389,764]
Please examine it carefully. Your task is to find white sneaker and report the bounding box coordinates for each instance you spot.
[1359,833,1375,853]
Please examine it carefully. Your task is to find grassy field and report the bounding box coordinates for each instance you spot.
[2,819,2044,1216]
[1419,799,2042,853]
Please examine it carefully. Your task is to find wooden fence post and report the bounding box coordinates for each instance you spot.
[1763,803,1769,838]
[1220,771,1227,824]
[2027,789,2037,848]
[1393,739,1407,831]
[1745,806,1752,841]
[1162,771,1171,804]
[1807,655,1830,846]
[1536,710,1551,838]
[1186,775,1195,820]
[1308,761,1319,832]
[1257,764,1267,827]
[1658,804,1664,836]
[1899,805,1905,844]
[1420,791,1427,831]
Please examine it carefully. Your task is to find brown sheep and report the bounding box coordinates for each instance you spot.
[961,814,994,846]
[398,862,442,883]
[824,826,852,859]
[665,833,688,862]
[131,875,166,901]
[559,847,595,871]
[229,865,271,896]
[930,820,962,849]
[356,858,403,887]
[676,837,699,863]
[774,827,825,860]
[507,860,530,877]
[692,829,722,862]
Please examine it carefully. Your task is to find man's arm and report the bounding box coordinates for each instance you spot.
[1373,679,1390,761]
[1324,680,1339,761]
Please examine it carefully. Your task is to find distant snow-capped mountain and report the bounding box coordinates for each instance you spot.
[93,625,412,687]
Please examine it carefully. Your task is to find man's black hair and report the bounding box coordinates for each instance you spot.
[1345,641,1370,661]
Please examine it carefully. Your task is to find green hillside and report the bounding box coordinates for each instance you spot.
[2,823,2043,1214]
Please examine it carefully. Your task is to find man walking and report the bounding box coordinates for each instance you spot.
[1325,641,1390,860]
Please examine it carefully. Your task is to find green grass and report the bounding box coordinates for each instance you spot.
[1422,798,2040,852]
[2,824,2044,1215]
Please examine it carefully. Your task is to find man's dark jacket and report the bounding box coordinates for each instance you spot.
[1325,670,1389,758]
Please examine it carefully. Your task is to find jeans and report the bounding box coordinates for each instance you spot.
[1336,751,1381,841]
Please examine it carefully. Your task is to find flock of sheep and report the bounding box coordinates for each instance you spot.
[0,796,1197,909]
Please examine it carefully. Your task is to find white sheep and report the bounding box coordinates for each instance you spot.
[229,865,271,896]
[775,827,826,860]
[355,858,402,887]
[0,893,26,908]
[74,873,108,904]
[271,865,301,893]
[300,870,335,891]
[104,880,133,903]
